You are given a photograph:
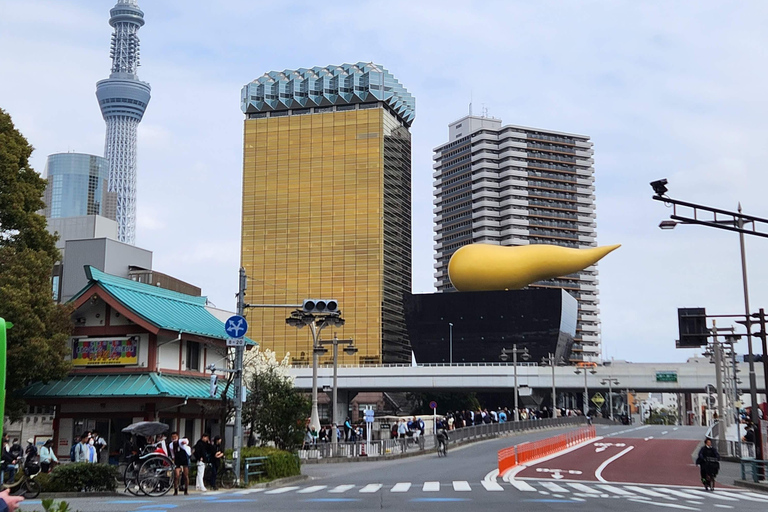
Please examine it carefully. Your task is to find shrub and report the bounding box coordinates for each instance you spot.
[224,446,300,482]
[45,463,119,492]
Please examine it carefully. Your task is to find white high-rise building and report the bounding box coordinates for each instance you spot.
[96,0,151,245]
[432,115,600,362]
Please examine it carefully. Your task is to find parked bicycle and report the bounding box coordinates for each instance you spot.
[2,463,41,498]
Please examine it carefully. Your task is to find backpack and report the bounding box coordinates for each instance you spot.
[70,444,76,461]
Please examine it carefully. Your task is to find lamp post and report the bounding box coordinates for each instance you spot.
[541,353,558,417]
[318,332,356,443]
[574,363,597,416]
[600,377,620,421]
[448,323,453,365]
[500,345,529,421]
[286,308,345,432]
[652,180,765,459]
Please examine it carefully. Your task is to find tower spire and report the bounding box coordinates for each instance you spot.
[96,0,151,245]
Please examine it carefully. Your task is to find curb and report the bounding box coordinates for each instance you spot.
[733,479,768,494]
[246,474,310,488]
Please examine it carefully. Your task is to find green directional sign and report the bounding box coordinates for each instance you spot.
[656,371,678,382]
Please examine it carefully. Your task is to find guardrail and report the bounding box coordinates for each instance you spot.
[740,458,767,483]
[298,416,588,460]
[497,425,596,474]
[708,420,756,459]
[243,456,268,485]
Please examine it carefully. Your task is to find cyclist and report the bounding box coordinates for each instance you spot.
[436,420,450,456]
[696,438,720,491]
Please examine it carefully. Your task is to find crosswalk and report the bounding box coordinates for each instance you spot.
[230,480,768,505]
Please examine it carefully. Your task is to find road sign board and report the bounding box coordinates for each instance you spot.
[364,409,374,423]
[226,337,246,347]
[591,393,605,406]
[429,401,437,410]
[225,315,248,338]
[656,371,678,382]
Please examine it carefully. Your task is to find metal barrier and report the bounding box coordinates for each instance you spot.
[299,416,587,460]
[708,420,755,459]
[243,456,268,485]
[740,458,768,483]
[497,425,596,474]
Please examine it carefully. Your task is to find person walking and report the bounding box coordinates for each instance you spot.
[397,418,408,452]
[193,434,210,492]
[92,431,108,464]
[73,434,89,463]
[344,417,352,442]
[172,436,190,496]
[39,440,58,474]
[696,438,721,491]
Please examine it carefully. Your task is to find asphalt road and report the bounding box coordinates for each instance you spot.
[18,424,768,512]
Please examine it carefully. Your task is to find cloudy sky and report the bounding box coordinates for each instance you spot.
[3,0,768,364]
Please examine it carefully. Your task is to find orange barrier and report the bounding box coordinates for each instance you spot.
[497,425,595,474]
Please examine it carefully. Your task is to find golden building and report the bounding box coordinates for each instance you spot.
[240,63,415,365]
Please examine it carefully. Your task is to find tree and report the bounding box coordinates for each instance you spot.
[0,109,72,419]
[242,348,309,451]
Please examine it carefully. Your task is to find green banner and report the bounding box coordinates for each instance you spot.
[656,371,678,382]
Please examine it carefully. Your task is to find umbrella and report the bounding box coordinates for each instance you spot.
[121,421,169,437]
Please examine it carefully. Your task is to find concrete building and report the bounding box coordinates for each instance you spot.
[432,115,600,362]
[42,153,116,221]
[96,0,152,245]
[240,62,414,365]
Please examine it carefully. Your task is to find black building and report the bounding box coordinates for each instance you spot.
[404,289,577,365]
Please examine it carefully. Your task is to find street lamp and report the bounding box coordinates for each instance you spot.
[500,345,529,421]
[286,308,345,432]
[652,179,766,456]
[541,353,558,417]
[318,333,356,443]
[574,363,597,416]
[600,377,620,421]
[448,323,453,365]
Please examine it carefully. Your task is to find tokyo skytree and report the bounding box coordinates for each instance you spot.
[96,0,151,245]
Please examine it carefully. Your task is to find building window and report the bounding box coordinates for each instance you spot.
[186,341,200,371]
[52,275,60,302]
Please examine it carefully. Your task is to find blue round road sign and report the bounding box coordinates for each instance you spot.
[225,315,248,338]
[429,401,437,410]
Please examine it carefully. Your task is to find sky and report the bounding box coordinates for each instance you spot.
[2,0,768,364]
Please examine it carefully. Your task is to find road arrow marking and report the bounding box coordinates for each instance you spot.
[644,436,654,441]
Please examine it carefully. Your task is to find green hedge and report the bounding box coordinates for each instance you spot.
[224,447,300,482]
[37,463,119,492]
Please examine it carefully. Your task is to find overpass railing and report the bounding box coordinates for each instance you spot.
[298,416,588,461]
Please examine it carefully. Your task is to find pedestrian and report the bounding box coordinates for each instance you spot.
[1,435,13,485]
[397,418,408,452]
[173,436,190,496]
[39,440,58,474]
[696,438,720,491]
[73,434,89,463]
[208,436,224,490]
[23,439,38,467]
[86,436,97,463]
[92,431,107,463]
[743,424,756,458]
[416,417,425,450]
[193,433,210,492]
[344,417,352,441]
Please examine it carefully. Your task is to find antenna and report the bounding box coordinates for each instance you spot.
[469,90,473,116]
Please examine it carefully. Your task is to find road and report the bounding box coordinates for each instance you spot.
[19,424,767,512]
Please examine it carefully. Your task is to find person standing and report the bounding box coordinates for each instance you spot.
[86,437,97,463]
[92,431,107,464]
[209,436,224,490]
[344,417,352,442]
[1,435,13,485]
[39,440,58,474]
[193,434,210,492]
[397,418,408,453]
[173,437,190,496]
[73,434,89,463]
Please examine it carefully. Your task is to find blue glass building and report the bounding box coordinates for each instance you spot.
[43,153,116,220]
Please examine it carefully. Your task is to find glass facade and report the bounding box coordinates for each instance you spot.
[404,289,577,365]
[241,106,412,364]
[43,153,115,220]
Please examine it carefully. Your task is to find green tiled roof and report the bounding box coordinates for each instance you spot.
[72,266,254,344]
[18,373,234,400]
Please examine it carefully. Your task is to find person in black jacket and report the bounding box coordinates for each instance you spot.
[193,434,210,492]
[696,438,720,491]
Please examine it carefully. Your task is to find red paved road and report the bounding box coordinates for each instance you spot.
[516,438,720,487]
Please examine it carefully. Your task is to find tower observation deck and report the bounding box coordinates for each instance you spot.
[96,0,151,245]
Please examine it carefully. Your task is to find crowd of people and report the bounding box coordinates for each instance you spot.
[303,417,368,447]
[1,435,59,483]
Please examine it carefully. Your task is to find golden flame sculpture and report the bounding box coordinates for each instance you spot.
[448,243,621,292]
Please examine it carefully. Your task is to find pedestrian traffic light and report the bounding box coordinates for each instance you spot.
[677,307,709,348]
[209,374,218,397]
[302,299,339,314]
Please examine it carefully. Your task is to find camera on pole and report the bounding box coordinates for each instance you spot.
[303,299,339,314]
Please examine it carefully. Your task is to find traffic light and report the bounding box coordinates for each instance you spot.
[209,374,218,397]
[676,308,709,348]
[302,299,339,314]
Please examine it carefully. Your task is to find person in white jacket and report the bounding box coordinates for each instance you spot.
[39,440,58,473]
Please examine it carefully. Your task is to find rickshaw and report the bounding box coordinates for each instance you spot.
[121,421,174,497]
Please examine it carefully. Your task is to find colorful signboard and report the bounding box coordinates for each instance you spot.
[72,337,138,366]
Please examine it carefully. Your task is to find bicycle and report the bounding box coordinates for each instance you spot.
[217,460,236,489]
[2,464,41,498]
[437,439,448,457]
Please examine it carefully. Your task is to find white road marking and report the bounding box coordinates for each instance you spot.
[480,480,504,491]
[509,480,537,492]
[628,499,700,510]
[568,483,600,494]
[655,488,705,500]
[684,489,738,501]
[452,481,471,491]
[714,491,768,502]
[661,431,669,435]
[644,437,655,441]
[624,486,676,499]
[264,486,300,494]
[713,505,733,509]
[483,468,499,482]
[235,488,265,495]
[297,485,327,494]
[597,484,635,496]
[328,484,355,493]
[422,481,440,492]
[595,446,635,482]
[390,482,411,493]
[359,484,382,493]
[541,482,569,493]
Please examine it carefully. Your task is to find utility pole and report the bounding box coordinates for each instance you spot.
[712,322,726,443]
[233,267,246,484]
